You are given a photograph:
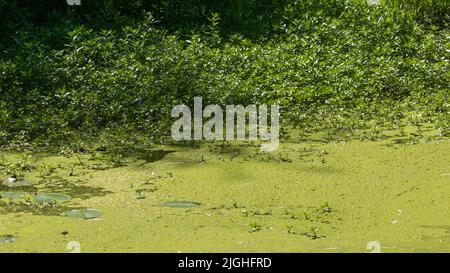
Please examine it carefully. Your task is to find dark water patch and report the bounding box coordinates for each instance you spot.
[138,149,176,165]
[165,140,202,149]
[209,142,245,155]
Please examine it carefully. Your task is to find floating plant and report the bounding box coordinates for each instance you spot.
[0,192,71,204]
[160,200,201,208]
[65,208,102,219]
[33,193,71,203]
[0,235,16,244]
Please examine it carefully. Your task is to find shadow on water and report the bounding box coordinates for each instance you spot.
[42,179,112,200]
[0,202,70,216]
[0,176,112,216]
[0,199,96,217]
[137,149,176,165]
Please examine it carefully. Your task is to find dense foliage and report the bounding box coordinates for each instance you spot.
[0,0,448,146]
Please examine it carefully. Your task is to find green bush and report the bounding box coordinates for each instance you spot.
[0,0,448,145]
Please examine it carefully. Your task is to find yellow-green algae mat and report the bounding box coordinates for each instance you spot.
[0,139,449,252]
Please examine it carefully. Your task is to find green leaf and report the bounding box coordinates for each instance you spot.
[33,193,71,203]
[65,208,102,219]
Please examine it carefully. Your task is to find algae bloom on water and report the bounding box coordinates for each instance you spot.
[0,191,28,200]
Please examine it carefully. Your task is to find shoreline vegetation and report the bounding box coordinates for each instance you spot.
[0,0,448,148]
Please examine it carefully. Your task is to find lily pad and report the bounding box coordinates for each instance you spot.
[65,208,102,219]
[160,200,201,208]
[0,191,28,200]
[2,179,33,187]
[33,193,71,203]
[0,235,16,244]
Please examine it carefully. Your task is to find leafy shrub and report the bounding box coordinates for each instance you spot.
[0,0,448,146]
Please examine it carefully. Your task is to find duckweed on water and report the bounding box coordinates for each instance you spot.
[0,192,28,200]
[0,139,448,252]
